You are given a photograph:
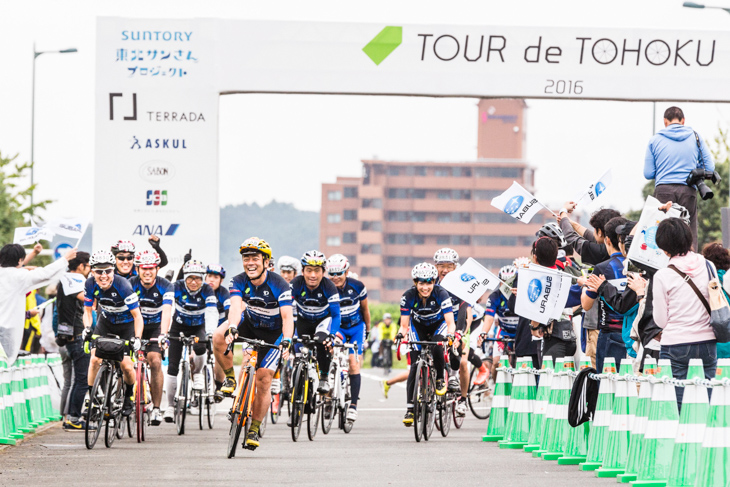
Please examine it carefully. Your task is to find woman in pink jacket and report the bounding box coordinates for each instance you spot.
[653,217,717,410]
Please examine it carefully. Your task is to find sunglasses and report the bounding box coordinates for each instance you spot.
[117,255,134,262]
[414,278,435,284]
[328,271,345,277]
[93,268,114,276]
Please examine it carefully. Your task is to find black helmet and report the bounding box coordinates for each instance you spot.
[536,222,567,249]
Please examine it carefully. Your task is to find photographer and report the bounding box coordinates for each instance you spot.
[644,106,716,250]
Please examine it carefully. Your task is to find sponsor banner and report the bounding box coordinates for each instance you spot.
[490,181,546,224]
[577,169,612,207]
[515,264,572,324]
[13,226,54,246]
[440,257,501,306]
[626,195,686,270]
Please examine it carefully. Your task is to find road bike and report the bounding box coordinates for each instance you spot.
[321,341,356,435]
[133,338,158,442]
[169,333,201,436]
[195,339,216,430]
[270,355,292,425]
[289,335,323,442]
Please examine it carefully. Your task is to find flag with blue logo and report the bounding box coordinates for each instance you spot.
[626,195,685,270]
[490,182,546,224]
[577,169,612,206]
[13,225,55,246]
[46,217,89,240]
[515,264,573,324]
[439,257,500,306]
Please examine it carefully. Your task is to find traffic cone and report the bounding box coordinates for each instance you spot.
[0,358,16,445]
[11,360,33,434]
[630,358,679,486]
[524,356,554,453]
[596,358,638,478]
[24,357,43,427]
[533,357,565,458]
[499,357,536,449]
[0,358,21,440]
[543,357,576,461]
[665,358,710,487]
[580,357,617,471]
[694,358,730,487]
[482,355,512,442]
[618,357,658,483]
[557,357,593,464]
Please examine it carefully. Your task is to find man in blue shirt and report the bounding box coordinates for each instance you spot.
[644,106,714,250]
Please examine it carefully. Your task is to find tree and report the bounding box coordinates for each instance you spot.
[0,152,52,245]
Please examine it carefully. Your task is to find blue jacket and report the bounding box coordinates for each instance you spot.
[644,124,714,186]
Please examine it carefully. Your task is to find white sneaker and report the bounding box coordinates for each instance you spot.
[189,405,199,416]
[193,373,204,390]
[271,378,281,395]
[448,375,460,392]
[150,408,163,426]
[163,406,175,423]
[455,399,467,417]
[346,408,358,423]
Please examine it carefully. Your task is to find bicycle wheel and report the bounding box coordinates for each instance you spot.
[105,369,122,448]
[135,364,144,442]
[206,366,216,429]
[452,400,465,429]
[342,374,353,434]
[85,363,108,450]
[176,362,189,436]
[259,409,268,438]
[413,363,426,442]
[467,366,492,420]
[226,369,252,458]
[270,393,280,424]
[306,383,320,441]
[422,371,435,441]
[438,396,451,437]
[290,362,306,442]
[126,409,135,438]
[321,364,337,435]
[198,390,204,430]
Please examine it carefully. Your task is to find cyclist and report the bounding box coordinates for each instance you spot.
[128,250,172,426]
[276,256,300,284]
[112,236,169,279]
[378,313,397,370]
[83,250,144,417]
[325,254,370,423]
[163,260,219,423]
[205,264,230,400]
[397,262,455,426]
[482,265,519,377]
[213,237,294,450]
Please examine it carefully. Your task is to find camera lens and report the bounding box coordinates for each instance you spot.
[698,181,714,200]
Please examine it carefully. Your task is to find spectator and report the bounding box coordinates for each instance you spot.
[0,244,75,363]
[558,205,620,265]
[644,106,715,250]
[701,242,730,359]
[21,289,43,353]
[653,217,717,410]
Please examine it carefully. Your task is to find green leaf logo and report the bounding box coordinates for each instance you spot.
[363,26,402,65]
[245,287,250,294]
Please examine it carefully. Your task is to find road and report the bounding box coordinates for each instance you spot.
[1,370,617,487]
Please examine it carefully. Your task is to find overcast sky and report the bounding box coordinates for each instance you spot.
[1,0,729,222]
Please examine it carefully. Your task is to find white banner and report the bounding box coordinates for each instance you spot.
[46,218,89,240]
[59,272,86,296]
[13,226,54,246]
[626,195,686,270]
[440,257,501,306]
[490,181,546,224]
[577,169,613,207]
[515,264,572,325]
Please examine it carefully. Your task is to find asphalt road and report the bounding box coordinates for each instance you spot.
[1,370,617,487]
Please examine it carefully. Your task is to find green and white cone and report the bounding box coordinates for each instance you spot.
[630,358,679,486]
[618,357,658,483]
[483,355,512,442]
[580,357,617,471]
[596,358,638,478]
[499,357,536,449]
[524,356,554,453]
[543,357,577,461]
[666,358,710,487]
[694,358,730,487]
[557,357,593,465]
[11,361,33,434]
[533,357,565,458]
[0,358,17,445]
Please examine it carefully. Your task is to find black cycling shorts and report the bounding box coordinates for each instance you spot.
[237,316,282,371]
[94,315,135,341]
[142,324,161,354]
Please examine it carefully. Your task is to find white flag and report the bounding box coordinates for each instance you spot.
[13,226,55,245]
[515,265,573,324]
[440,257,501,306]
[490,182,546,224]
[626,195,685,270]
[59,272,86,295]
[46,218,89,239]
[577,169,613,206]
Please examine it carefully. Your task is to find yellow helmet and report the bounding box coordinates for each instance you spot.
[239,237,272,259]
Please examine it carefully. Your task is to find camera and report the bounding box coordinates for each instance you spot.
[686,168,721,200]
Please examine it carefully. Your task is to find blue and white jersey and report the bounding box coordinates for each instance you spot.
[115,267,138,280]
[129,276,173,326]
[400,285,453,328]
[84,275,139,325]
[172,281,217,327]
[229,271,292,330]
[214,286,231,325]
[336,277,367,329]
[485,289,518,337]
[290,276,341,328]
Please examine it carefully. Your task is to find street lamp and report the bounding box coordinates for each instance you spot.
[682,1,730,14]
[30,43,78,208]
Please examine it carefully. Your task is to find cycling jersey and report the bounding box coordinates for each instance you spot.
[213,286,231,325]
[400,285,452,328]
[84,275,139,325]
[485,289,518,338]
[115,268,138,279]
[229,271,293,330]
[335,277,367,329]
[171,280,217,327]
[378,321,398,341]
[585,252,627,332]
[128,276,173,326]
[290,275,341,331]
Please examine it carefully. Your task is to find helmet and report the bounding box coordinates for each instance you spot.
[111,239,135,255]
[513,257,531,268]
[536,222,567,249]
[206,264,226,278]
[498,265,517,281]
[325,254,350,275]
[383,313,392,320]
[182,259,206,278]
[301,250,326,269]
[434,248,459,264]
[90,249,116,268]
[411,262,438,282]
[134,250,160,269]
[669,203,691,225]
[277,256,301,274]
[239,237,272,260]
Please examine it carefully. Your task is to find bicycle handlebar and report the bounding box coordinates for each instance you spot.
[224,336,281,356]
[395,339,448,361]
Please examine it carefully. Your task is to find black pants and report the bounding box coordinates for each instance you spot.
[654,184,698,251]
[542,334,577,360]
[65,338,90,419]
[167,323,206,376]
[295,319,331,378]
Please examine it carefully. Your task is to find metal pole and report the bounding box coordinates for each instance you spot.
[30,43,36,209]
[652,101,656,135]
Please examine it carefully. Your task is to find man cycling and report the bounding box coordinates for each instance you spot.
[112,236,169,279]
[325,254,370,423]
[83,250,144,417]
[163,260,219,423]
[290,250,341,394]
[205,264,230,400]
[397,262,455,426]
[213,237,294,450]
[128,250,172,426]
[277,256,301,283]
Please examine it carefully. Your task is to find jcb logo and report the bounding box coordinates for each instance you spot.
[146,190,168,206]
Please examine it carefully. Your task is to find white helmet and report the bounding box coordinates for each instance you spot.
[326,254,350,275]
[411,262,438,282]
[111,239,136,255]
[498,265,517,281]
[90,249,116,268]
[134,250,161,269]
[301,250,326,269]
[277,255,301,274]
[513,257,531,268]
[182,259,206,278]
[434,248,459,264]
